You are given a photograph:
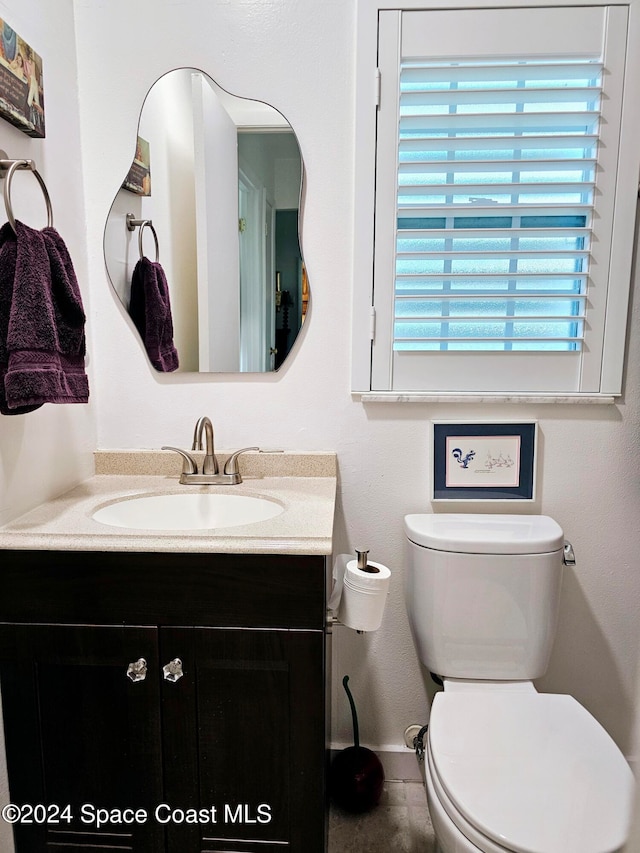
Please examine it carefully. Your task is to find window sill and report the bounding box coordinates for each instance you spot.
[356,392,617,405]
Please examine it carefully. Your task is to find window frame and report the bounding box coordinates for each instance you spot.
[351,0,640,399]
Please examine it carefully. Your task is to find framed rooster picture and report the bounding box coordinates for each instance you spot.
[432,421,537,502]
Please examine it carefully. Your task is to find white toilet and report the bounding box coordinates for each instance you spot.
[404,513,635,853]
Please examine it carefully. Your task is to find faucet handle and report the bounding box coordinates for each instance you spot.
[162,446,198,475]
[223,447,259,477]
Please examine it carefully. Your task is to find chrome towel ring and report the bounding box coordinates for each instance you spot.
[126,212,160,263]
[0,149,54,233]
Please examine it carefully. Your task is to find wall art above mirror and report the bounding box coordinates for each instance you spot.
[103,68,308,373]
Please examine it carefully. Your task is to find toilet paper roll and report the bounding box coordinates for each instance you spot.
[337,559,391,632]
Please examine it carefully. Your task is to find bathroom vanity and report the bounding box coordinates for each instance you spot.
[0,452,336,853]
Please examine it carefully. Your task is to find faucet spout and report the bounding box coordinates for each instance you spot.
[192,416,218,474]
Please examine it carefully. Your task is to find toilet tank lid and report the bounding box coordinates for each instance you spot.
[404,514,564,554]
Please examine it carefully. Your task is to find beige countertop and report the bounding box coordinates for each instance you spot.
[0,451,337,555]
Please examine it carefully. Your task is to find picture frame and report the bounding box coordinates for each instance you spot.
[122,136,151,196]
[0,20,45,138]
[432,421,537,502]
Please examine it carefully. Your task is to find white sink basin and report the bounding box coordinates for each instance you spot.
[92,492,284,531]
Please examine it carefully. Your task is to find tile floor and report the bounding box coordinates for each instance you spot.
[328,781,438,852]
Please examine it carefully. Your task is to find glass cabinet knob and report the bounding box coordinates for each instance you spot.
[126,657,148,683]
[163,658,184,683]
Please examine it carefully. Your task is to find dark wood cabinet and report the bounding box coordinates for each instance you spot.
[0,623,164,853]
[0,550,329,853]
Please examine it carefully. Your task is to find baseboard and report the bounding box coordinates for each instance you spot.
[329,749,638,784]
[329,747,638,789]
[329,745,423,782]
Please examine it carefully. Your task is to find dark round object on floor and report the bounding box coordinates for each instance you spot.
[329,744,385,813]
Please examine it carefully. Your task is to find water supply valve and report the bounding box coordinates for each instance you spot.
[414,726,429,763]
[404,724,429,764]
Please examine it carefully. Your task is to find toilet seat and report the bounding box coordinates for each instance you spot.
[428,691,634,853]
[426,739,515,853]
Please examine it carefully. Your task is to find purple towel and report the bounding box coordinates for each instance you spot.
[129,256,179,372]
[0,220,89,415]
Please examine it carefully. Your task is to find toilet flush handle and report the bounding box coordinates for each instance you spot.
[563,541,576,566]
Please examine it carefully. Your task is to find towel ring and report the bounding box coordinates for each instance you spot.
[0,151,54,234]
[126,213,159,262]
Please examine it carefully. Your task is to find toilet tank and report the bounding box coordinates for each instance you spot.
[404,514,565,681]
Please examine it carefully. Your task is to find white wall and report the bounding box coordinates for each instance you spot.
[72,0,640,781]
[0,0,95,521]
[0,2,94,848]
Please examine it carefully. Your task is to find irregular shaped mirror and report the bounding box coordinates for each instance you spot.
[104,68,308,373]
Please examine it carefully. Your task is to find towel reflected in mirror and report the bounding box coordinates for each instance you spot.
[128,256,179,372]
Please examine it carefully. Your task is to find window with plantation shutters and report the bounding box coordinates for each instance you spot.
[395,58,599,354]
[355,4,639,397]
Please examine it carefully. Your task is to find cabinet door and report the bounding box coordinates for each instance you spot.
[0,624,164,853]
[161,627,326,853]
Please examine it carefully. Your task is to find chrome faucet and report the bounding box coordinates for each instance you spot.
[162,416,258,485]
[192,416,218,474]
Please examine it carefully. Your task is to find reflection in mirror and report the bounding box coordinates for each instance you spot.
[103,68,307,373]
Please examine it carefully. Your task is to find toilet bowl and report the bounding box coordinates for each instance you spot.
[404,514,636,853]
[424,683,634,853]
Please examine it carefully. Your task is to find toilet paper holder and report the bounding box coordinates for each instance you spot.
[326,612,365,635]
[327,550,392,634]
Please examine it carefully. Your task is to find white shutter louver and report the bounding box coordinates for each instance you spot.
[394,59,602,352]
